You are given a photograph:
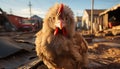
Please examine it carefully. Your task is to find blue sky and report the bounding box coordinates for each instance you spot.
[0,0,120,18]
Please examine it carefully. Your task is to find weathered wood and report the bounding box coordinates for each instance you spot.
[18,57,42,69]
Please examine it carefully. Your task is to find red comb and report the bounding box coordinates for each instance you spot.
[57,3,64,15]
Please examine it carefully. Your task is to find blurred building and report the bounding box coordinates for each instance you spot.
[99,4,120,30]
[98,4,120,35]
[7,14,27,30]
[75,16,82,30]
[82,9,105,31]
[30,15,43,30]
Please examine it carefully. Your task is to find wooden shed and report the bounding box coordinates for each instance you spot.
[82,9,105,31]
[99,4,120,30]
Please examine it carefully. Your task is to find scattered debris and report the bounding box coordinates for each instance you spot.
[0,37,22,58]
[0,32,120,69]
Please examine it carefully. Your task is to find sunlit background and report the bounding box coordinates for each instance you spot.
[0,0,120,18]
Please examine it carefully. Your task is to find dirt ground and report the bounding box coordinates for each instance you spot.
[87,36,120,69]
[0,32,120,69]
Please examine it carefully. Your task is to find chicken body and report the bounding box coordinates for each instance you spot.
[35,3,88,69]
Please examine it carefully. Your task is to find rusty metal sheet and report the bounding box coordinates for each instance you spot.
[0,37,22,58]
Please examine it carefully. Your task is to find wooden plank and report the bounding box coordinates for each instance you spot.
[18,57,42,69]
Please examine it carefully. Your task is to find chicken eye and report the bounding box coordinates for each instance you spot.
[49,17,52,21]
[49,17,55,22]
[52,17,55,20]
[65,17,68,20]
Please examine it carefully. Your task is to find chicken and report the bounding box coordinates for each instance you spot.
[35,3,88,69]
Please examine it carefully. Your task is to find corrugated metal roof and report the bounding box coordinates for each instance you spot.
[85,9,105,16]
[100,4,120,16]
[0,37,22,58]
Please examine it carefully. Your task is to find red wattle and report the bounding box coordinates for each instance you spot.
[54,28,59,35]
[62,28,67,36]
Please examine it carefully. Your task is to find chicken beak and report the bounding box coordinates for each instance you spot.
[55,20,65,30]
